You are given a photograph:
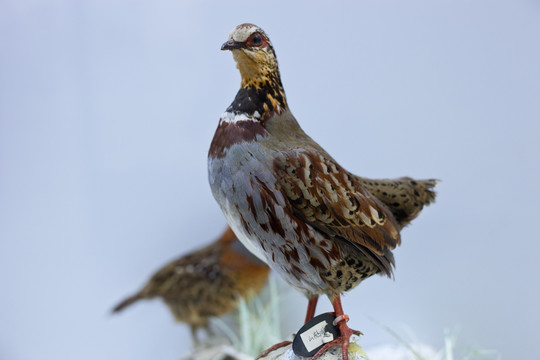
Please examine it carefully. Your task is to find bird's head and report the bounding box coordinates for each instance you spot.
[221,24,280,89]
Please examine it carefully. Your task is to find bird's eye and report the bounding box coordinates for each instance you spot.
[251,34,263,45]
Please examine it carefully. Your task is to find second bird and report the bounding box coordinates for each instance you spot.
[112,227,270,345]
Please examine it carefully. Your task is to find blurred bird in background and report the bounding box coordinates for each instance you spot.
[112,227,270,345]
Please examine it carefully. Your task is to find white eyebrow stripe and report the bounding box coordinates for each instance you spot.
[228,24,261,42]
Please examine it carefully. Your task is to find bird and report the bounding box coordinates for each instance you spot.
[208,23,437,359]
[112,226,270,345]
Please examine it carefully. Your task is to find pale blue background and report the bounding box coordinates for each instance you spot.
[1,1,539,359]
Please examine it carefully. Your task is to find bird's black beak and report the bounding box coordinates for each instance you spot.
[221,39,243,51]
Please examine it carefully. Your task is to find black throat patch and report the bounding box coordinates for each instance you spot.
[227,82,287,118]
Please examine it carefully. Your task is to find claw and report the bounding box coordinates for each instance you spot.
[309,295,362,360]
[255,340,292,359]
[310,316,359,360]
[259,295,363,359]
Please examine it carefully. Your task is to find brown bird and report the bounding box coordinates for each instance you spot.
[208,23,437,359]
[112,227,270,344]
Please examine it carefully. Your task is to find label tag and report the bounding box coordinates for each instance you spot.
[292,313,339,357]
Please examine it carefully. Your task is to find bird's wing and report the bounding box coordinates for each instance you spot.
[143,246,223,295]
[273,149,401,255]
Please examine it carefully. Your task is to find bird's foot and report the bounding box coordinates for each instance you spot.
[310,314,362,360]
[255,340,292,359]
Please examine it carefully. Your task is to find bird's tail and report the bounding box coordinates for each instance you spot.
[112,293,144,313]
[359,176,439,227]
[404,177,438,205]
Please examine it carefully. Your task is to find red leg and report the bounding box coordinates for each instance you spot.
[305,295,319,323]
[310,295,362,360]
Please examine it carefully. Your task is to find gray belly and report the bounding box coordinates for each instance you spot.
[208,144,376,297]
